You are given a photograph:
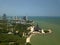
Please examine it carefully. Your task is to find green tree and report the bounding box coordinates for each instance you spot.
[26,43,31,45]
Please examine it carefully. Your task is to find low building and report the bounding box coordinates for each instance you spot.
[34,24,42,31]
[8,32,13,34]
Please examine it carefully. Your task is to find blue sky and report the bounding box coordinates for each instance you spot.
[0,0,60,16]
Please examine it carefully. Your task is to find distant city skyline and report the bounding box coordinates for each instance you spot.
[0,0,60,16]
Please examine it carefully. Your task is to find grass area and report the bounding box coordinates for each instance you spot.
[31,18,60,45]
[0,33,26,45]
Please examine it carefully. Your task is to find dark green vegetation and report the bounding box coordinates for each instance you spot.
[0,34,26,45]
[31,17,60,45]
[0,15,32,45]
[12,23,31,37]
[0,23,31,45]
[0,24,31,45]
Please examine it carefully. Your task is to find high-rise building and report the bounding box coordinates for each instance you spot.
[2,13,7,22]
[23,16,28,21]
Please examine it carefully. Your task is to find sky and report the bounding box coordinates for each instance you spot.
[0,0,60,16]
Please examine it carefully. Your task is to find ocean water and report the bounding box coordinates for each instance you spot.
[29,16,60,45]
